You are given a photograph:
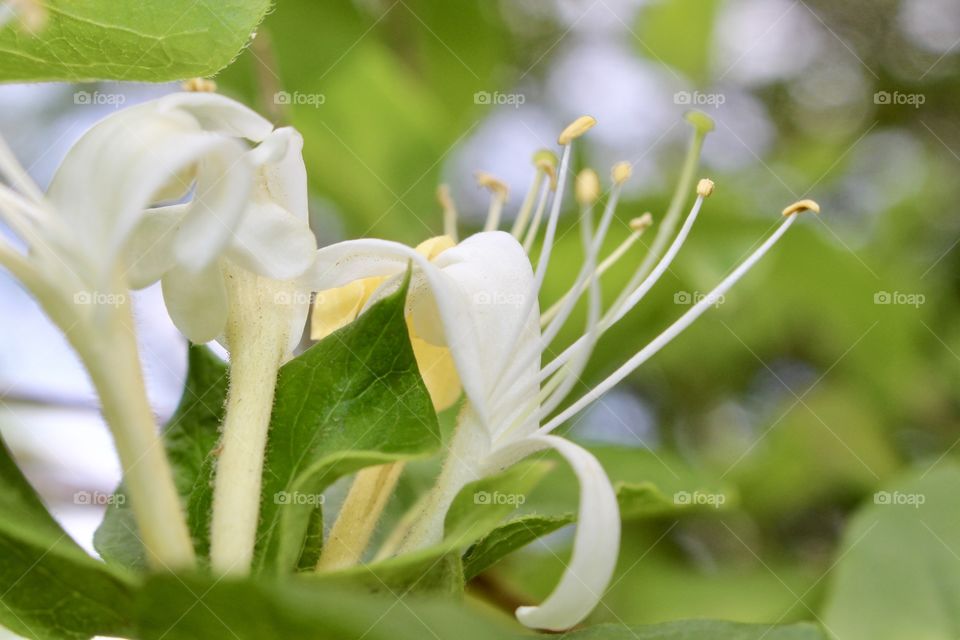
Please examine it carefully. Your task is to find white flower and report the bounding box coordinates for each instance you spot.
[307,113,818,630]
[0,91,316,346]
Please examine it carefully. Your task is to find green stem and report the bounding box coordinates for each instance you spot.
[75,297,196,570]
[209,265,293,574]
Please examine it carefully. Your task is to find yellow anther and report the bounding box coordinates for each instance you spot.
[630,213,653,232]
[475,171,509,198]
[436,184,455,210]
[684,110,715,135]
[558,115,597,145]
[696,178,715,198]
[782,199,821,217]
[612,162,633,185]
[575,169,601,205]
[182,78,217,93]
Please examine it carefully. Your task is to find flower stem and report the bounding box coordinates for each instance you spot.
[209,266,293,574]
[316,462,404,571]
[76,299,195,570]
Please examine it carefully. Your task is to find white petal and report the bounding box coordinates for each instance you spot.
[249,127,309,221]
[123,205,187,289]
[47,107,252,281]
[485,435,620,631]
[304,237,492,422]
[161,262,228,343]
[156,92,274,141]
[225,201,316,280]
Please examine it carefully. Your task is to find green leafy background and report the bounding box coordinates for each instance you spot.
[1,0,959,639]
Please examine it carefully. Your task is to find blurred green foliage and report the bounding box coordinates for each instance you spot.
[213,0,960,630]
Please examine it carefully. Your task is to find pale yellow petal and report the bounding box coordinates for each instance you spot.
[408,318,461,411]
[414,235,456,260]
[311,277,382,340]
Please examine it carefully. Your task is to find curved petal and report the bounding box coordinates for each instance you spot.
[161,262,228,344]
[227,200,317,280]
[310,277,382,339]
[156,92,273,141]
[304,237,491,423]
[47,106,252,283]
[484,434,620,631]
[123,205,188,289]
[408,321,462,412]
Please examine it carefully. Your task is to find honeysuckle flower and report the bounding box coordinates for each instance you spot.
[306,112,819,630]
[311,234,461,411]
[0,90,319,570]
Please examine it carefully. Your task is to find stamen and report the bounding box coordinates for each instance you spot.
[696,178,715,197]
[182,77,218,93]
[541,181,710,381]
[436,184,459,242]
[522,178,552,254]
[558,115,597,145]
[612,161,632,185]
[782,199,820,216]
[540,213,652,327]
[609,110,713,322]
[538,204,813,435]
[0,135,44,204]
[511,150,555,239]
[492,117,583,390]
[477,172,509,232]
[575,169,600,206]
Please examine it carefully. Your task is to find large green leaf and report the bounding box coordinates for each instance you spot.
[822,462,960,640]
[253,276,441,573]
[0,0,271,82]
[0,436,137,640]
[135,572,513,640]
[94,345,229,570]
[559,620,826,639]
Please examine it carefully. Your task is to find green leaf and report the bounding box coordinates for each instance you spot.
[463,513,572,580]
[135,572,512,640]
[254,276,441,573]
[559,620,826,639]
[0,436,137,640]
[94,345,229,571]
[311,461,554,594]
[0,0,271,82]
[822,462,960,640]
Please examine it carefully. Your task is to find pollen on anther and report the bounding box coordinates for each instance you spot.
[782,199,821,217]
[612,162,633,185]
[696,178,715,198]
[558,116,597,145]
[475,172,509,198]
[576,169,601,205]
[182,77,217,93]
[630,213,653,231]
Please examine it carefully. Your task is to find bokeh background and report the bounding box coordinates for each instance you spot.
[1,0,958,631]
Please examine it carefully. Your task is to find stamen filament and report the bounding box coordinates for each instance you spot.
[522,179,552,254]
[437,185,459,242]
[511,170,544,240]
[541,189,708,382]
[477,172,508,232]
[609,114,711,320]
[538,210,803,435]
[0,136,45,204]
